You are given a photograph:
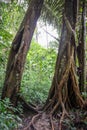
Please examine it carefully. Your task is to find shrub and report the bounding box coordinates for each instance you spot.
[0,98,22,130]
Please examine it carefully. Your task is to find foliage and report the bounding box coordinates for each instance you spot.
[21,41,57,104]
[42,0,64,30]
[0,98,22,130]
[0,1,25,33]
[0,0,26,51]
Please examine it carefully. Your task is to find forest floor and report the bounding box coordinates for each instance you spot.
[17,108,87,130]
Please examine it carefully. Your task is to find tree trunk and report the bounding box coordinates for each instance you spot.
[1,0,44,105]
[44,0,84,115]
[77,0,86,93]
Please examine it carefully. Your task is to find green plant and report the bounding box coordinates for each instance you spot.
[21,41,57,104]
[0,98,22,130]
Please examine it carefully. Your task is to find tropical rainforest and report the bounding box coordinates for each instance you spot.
[0,0,87,130]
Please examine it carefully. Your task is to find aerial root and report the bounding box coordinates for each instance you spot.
[70,65,85,107]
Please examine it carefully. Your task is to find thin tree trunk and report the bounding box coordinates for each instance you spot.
[77,0,86,93]
[44,0,84,115]
[1,0,44,105]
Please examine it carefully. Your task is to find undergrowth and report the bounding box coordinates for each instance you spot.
[0,98,22,130]
[21,41,57,104]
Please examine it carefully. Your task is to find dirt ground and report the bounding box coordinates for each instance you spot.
[17,109,87,130]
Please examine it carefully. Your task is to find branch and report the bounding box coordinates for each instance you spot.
[43,28,60,42]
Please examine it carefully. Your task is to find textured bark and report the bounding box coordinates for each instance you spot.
[77,0,86,92]
[44,0,84,115]
[1,0,44,105]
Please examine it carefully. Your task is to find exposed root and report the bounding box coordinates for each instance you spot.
[58,102,68,130]
[44,99,54,111]
[50,102,59,115]
[43,51,84,130]
[18,96,38,113]
[50,115,55,130]
[23,114,41,130]
[18,109,87,130]
[30,114,41,127]
[59,111,65,130]
[44,55,84,111]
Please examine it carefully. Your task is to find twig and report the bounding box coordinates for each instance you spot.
[43,28,60,42]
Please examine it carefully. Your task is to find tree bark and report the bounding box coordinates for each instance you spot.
[1,0,44,105]
[77,0,86,93]
[44,0,84,115]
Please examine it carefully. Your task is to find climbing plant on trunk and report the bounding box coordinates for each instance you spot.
[1,0,44,106]
[44,0,84,115]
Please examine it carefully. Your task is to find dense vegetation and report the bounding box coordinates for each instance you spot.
[0,0,87,130]
[21,41,57,104]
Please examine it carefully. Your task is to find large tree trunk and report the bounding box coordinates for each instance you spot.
[44,0,84,115]
[1,0,44,105]
[77,0,86,93]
